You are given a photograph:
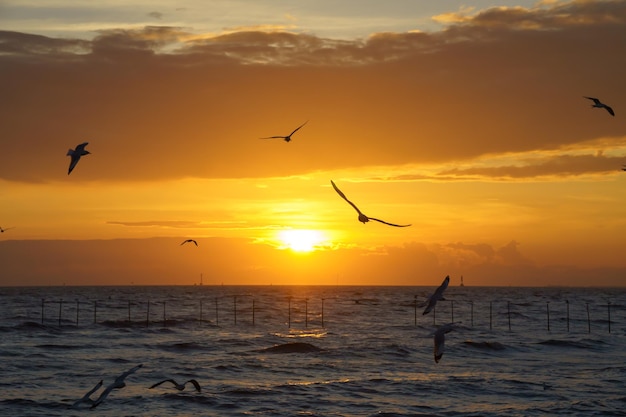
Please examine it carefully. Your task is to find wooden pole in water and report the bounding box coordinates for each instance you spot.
[58,299,63,327]
[606,301,611,333]
[451,300,454,323]
[288,297,292,328]
[215,297,219,327]
[546,302,550,332]
[508,301,511,331]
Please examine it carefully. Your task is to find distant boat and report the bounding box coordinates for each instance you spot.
[460,276,465,287]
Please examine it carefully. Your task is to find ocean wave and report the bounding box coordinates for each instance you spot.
[537,339,607,350]
[260,342,322,354]
[463,340,507,350]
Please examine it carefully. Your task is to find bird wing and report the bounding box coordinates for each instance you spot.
[423,276,449,314]
[436,275,450,295]
[288,121,308,137]
[150,379,177,389]
[192,240,198,246]
[260,136,287,139]
[187,379,202,392]
[604,105,615,116]
[434,330,446,363]
[68,155,81,175]
[433,323,456,363]
[91,384,115,408]
[74,380,103,406]
[368,217,411,227]
[423,296,438,315]
[75,142,89,152]
[115,364,142,384]
[584,96,601,104]
[330,180,364,216]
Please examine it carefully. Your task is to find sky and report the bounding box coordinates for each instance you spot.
[1,0,626,287]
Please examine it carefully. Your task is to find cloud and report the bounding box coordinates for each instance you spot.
[148,11,164,20]
[1,1,625,183]
[106,220,204,228]
[0,236,621,286]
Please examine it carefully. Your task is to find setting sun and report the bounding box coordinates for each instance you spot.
[278,229,327,252]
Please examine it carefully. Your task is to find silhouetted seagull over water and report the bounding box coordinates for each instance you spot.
[260,121,307,142]
[423,275,450,315]
[150,378,202,392]
[330,180,411,227]
[584,96,615,116]
[181,239,198,246]
[67,142,91,174]
[0,226,15,233]
[90,364,142,409]
[433,322,456,363]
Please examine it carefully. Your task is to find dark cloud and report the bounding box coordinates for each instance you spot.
[106,220,204,228]
[1,1,625,183]
[438,153,626,179]
[0,236,621,286]
[148,11,164,20]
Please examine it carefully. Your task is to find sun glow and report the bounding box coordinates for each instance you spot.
[278,229,327,252]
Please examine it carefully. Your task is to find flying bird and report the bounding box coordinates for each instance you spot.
[423,275,450,315]
[584,96,615,116]
[0,226,15,233]
[260,121,307,142]
[149,378,202,392]
[433,322,456,363]
[67,142,91,174]
[180,239,198,246]
[330,180,411,227]
[72,380,103,407]
[91,364,142,409]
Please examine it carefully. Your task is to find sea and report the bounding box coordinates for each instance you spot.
[1,285,625,417]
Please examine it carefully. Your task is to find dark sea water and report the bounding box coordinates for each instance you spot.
[1,285,625,416]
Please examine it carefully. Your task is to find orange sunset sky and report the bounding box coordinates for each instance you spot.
[1,0,626,287]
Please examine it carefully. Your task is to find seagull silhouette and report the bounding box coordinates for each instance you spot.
[330,180,411,227]
[0,226,15,233]
[423,275,450,315]
[433,322,456,363]
[91,364,142,409]
[149,378,202,392]
[67,142,91,175]
[260,121,307,142]
[584,96,615,116]
[181,239,198,246]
